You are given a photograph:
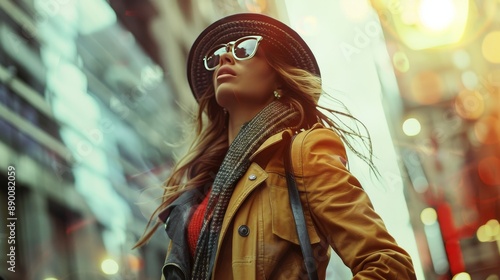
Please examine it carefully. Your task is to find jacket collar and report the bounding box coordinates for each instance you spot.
[249,123,325,162]
[249,129,292,162]
[158,188,205,223]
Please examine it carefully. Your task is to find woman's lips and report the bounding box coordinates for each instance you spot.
[216,66,236,80]
[216,73,236,81]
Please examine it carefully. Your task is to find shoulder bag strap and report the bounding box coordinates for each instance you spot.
[283,133,319,280]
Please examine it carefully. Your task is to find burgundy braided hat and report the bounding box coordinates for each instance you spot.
[187,13,321,102]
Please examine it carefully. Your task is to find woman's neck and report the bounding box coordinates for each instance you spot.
[225,100,276,144]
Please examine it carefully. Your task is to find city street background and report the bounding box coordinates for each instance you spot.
[0,0,499,279]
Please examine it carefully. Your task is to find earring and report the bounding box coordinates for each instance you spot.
[273,90,281,99]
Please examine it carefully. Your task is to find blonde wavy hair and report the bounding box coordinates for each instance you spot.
[134,50,376,248]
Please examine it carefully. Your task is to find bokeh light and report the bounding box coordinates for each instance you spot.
[477,219,500,242]
[486,274,500,280]
[486,219,500,237]
[389,0,469,50]
[461,71,479,90]
[454,90,484,120]
[410,71,443,105]
[400,2,419,25]
[128,254,144,272]
[101,258,119,275]
[477,156,500,186]
[477,225,491,242]
[482,31,500,64]
[413,176,429,193]
[452,50,471,70]
[393,51,410,73]
[474,116,500,144]
[418,0,456,32]
[402,118,421,136]
[452,272,472,280]
[421,208,438,225]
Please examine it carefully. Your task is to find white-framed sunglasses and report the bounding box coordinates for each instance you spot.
[203,35,263,71]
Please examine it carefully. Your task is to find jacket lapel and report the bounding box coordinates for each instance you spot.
[221,163,268,232]
[217,129,292,243]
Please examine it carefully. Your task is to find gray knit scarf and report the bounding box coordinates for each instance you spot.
[191,101,300,279]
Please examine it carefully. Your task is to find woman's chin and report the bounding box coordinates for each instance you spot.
[215,89,239,106]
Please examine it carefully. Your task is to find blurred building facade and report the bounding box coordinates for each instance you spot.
[0,0,185,279]
[1,0,499,280]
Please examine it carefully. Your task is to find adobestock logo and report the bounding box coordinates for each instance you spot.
[339,20,384,61]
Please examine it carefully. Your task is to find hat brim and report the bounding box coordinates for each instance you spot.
[187,13,321,102]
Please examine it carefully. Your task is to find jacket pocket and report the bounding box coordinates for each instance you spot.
[270,185,320,245]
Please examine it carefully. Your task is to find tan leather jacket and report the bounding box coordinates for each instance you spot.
[161,124,416,279]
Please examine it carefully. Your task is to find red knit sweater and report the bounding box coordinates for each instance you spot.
[187,192,211,257]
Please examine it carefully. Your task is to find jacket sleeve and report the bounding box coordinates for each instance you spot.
[293,128,417,279]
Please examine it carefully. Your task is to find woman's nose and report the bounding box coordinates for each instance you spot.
[218,51,235,66]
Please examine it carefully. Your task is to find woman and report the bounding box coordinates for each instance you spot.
[136,13,417,280]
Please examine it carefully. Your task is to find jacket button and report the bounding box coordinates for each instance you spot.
[238,225,250,237]
[248,174,257,181]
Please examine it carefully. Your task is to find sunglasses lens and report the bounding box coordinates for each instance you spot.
[234,38,258,59]
[205,46,226,69]
[204,37,261,70]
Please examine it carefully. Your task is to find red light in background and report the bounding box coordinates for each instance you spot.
[66,218,96,234]
[477,156,500,186]
[128,254,144,271]
[437,203,465,275]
